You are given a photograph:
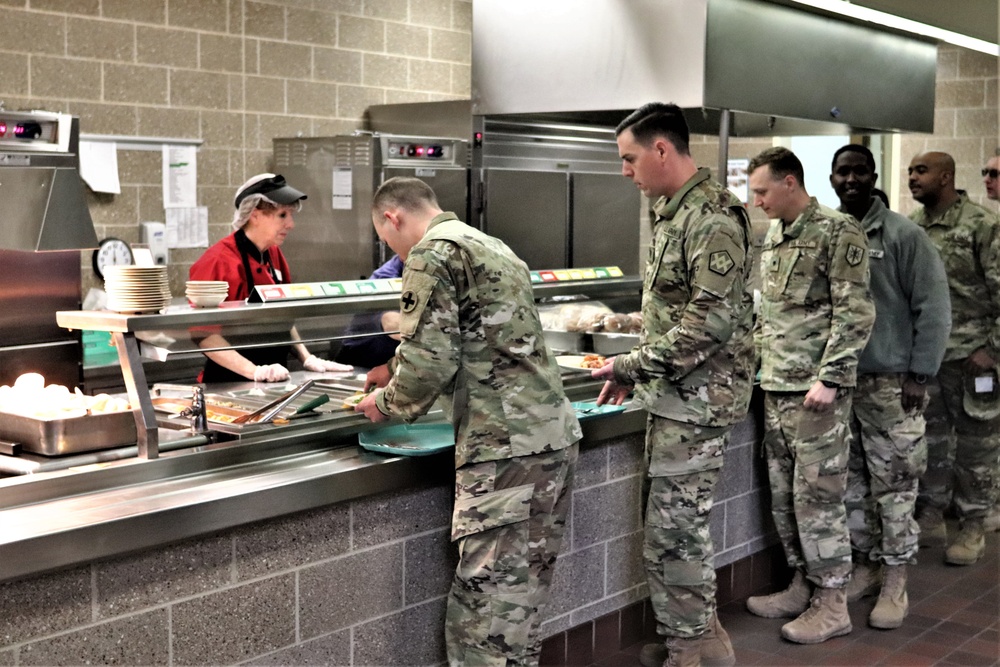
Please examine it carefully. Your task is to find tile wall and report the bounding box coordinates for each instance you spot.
[898,44,999,215]
[0,0,471,297]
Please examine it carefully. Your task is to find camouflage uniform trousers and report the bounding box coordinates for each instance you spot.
[918,360,1000,521]
[763,390,853,588]
[643,415,728,639]
[445,443,578,667]
[846,373,928,566]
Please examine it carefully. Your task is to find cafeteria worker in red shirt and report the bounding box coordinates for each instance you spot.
[189,173,351,383]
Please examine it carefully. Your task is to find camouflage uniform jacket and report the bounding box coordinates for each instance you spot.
[612,168,755,427]
[756,197,875,391]
[850,197,951,376]
[376,212,582,468]
[910,192,1000,362]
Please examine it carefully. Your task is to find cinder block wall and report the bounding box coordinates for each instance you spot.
[0,0,471,297]
[0,416,771,666]
[898,45,999,215]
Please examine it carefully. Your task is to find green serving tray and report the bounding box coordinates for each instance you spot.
[358,423,455,457]
[572,401,627,421]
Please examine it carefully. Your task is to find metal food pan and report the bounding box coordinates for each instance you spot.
[542,330,588,354]
[152,398,252,426]
[591,333,639,356]
[0,409,137,457]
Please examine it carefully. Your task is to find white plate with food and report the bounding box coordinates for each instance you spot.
[555,354,606,372]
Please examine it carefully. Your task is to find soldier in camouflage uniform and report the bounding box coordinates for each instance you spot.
[982,149,1000,532]
[356,177,581,667]
[908,151,1000,566]
[745,147,875,645]
[830,145,951,629]
[592,102,755,667]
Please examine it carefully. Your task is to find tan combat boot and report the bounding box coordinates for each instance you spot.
[918,507,947,548]
[700,612,735,667]
[845,559,882,602]
[746,570,811,618]
[984,503,1000,532]
[663,636,702,667]
[945,520,986,565]
[869,564,908,629]
[780,587,852,644]
[639,612,734,667]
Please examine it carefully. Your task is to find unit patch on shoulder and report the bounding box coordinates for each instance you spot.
[708,250,735,276]
[400,290,419,313]
[846,244,865,267]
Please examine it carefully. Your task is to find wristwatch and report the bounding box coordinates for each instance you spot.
[820,380,839,389]
[911,373,929,385]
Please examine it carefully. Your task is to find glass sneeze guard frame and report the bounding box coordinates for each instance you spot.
[57,277,642,460]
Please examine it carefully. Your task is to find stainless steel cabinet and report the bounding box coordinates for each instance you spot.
[482,170,639,273]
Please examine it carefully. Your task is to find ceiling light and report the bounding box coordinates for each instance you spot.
[787,0,999,55]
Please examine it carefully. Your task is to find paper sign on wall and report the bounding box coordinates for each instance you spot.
[332,167,352,210]
[165,206,209,248]
[79,140,121,194]
[162,145,197,208]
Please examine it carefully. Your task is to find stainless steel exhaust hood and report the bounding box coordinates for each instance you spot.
[471,0,937,135]
[0,111,99,252]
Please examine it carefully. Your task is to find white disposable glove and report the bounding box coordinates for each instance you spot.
[252,363,289,382]
[303,354,353,373]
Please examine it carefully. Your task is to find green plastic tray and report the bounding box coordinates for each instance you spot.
[572,401,627,421]
[358,423,455,456]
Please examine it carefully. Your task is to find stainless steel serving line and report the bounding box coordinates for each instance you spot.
[0,386,643,582]
[56,277,642,461]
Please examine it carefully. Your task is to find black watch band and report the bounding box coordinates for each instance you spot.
[820,380,839,389]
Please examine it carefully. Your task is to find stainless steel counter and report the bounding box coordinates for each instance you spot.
[0,375,643,582]
[0,276,646,582]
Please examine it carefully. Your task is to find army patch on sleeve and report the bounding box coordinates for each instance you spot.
[400,290,419,313]
[846,244,865,267]
[709,250,735,276]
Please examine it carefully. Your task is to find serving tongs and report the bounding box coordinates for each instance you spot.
[233,379,316,424]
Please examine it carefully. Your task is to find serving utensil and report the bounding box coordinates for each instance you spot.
[233,380,316,424]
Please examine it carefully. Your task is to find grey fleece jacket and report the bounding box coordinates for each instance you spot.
[847,197,951,376]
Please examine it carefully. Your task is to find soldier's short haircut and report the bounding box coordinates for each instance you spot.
[831,144,876,173]
[749,146,805,187]
[372,176,440,214]
[615,102,691,156]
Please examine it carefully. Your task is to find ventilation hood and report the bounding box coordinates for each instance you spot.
[0,111,99,252]
[471,0,937,135]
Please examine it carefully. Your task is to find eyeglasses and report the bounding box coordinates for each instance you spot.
[982,168,999,179]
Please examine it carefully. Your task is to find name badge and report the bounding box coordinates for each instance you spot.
[868,250,884,259]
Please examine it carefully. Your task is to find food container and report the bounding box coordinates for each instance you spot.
[0,409,137,456]
[591,332,639,356]
[542,330,587,354]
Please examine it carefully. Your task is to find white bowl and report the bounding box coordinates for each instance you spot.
[187,293,226,308]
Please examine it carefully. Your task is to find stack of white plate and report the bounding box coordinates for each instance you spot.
[104,266,171,314]
[186,280,229,308]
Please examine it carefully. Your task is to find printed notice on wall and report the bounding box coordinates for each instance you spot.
[332,167,352,210]
[165,206,209,248]
[727,158,749,203]
[79,140,121,194]
[162,145,197,208]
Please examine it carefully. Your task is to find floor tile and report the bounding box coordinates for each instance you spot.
[576,532,998,667]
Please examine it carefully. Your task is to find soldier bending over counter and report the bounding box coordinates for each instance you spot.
[356,177,581,667]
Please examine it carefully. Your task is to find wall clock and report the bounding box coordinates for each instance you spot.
[92,237,134,280]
